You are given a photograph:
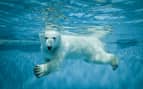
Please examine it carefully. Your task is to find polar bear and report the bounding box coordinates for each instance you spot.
[34,29,119,78]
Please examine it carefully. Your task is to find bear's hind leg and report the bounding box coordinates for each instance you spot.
[110,55,119,70]
[85,52,119,70]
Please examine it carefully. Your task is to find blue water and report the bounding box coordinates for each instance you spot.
[0,0,143,89]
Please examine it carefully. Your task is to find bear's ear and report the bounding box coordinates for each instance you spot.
[39,31,44,43]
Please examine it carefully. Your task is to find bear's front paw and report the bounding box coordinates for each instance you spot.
[34,64,48,78]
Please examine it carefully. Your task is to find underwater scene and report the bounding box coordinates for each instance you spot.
[0,0,143,89]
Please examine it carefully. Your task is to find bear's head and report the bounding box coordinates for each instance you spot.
[40,30,61,51]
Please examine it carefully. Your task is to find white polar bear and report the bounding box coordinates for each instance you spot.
[34,29,119,78]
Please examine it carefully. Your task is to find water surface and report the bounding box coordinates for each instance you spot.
[0,0,143,89]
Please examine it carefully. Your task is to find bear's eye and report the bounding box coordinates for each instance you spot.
[53,37,56,40]
[45,37,48,39]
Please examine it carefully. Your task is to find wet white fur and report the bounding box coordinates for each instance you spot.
[34,30,118,78]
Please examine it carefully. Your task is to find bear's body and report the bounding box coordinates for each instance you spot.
[34,30,119,78]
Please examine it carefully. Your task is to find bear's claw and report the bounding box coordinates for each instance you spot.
[112,64,118,71]
[34,65,45,78]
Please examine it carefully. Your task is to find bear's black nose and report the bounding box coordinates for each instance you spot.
[48,46,52,50]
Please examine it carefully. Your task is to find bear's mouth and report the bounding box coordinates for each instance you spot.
[47,46,52,50]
